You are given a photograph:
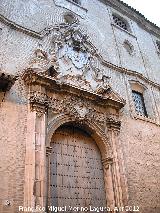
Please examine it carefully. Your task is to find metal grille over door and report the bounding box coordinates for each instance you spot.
[50,125,106,212]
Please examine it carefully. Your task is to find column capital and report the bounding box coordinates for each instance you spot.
[29,91,49,116]
[46,146,52,156]
[102,157,113,169]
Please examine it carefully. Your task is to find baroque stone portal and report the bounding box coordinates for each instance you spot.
[28,22,111,94]
[22,69,127,211]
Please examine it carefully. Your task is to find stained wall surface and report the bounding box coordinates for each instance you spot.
[0,0,160,212]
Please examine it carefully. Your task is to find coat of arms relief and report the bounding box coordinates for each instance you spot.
[29,22,111,96]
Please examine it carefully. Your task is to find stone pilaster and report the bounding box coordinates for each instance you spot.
[106,118,128,208]
[102,158,115,210]
[24,88,48,212]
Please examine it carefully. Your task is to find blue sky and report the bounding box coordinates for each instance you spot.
[122,0,160,27]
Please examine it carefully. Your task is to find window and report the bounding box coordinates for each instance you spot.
[132,91,148,117]
[64,13,77,24]
[123,40,134,55]
[71,0,81,5]
[113,14,128,31]
[156,41,160,52]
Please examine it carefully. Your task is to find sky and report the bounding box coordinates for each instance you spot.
[122,0,160,27]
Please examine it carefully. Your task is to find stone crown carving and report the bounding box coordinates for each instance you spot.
[27,22,114,96]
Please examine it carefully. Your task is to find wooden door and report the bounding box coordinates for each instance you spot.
[50,125,106,212]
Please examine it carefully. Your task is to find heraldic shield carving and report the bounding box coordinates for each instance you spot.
[28,21,114,95]
[22,20,127,212]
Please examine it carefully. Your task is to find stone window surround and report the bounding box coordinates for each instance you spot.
[68,0,81,6]
[112,14,128,31]
[66,0,87,12]
[109,11,136,38]
[132,90,148,117]
[111,22,136,39]
[54,0,87,18]
[128,80,158,124]
[156,40,160,54]
[123,39,135,56]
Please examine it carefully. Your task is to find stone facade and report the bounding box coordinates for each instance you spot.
[0,0,160,213]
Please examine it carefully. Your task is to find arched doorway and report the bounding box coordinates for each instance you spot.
[49,123,107,211]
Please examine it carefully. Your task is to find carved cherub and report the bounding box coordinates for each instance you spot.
[29,48,49,72]
[49,49,59,71]
[96,75,111,94]
[35,49,47,60]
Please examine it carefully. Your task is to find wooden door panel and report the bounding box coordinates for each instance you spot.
[50,125,106,211]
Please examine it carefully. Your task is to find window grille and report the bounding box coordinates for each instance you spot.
[132,91,147,117]
[71,0,81,5]
[113,15,128,31]
[156,41,160,52]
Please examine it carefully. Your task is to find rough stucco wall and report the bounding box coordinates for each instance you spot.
[0,0,160,213]
[0,80,27,213]
[120,117,160,213]
[0,22,38,75]
[0,0,63,32]
[0,0,160,81]
[132,23,160,84]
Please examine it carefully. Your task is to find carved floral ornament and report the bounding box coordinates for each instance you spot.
[28,22,113,95]
[23,21,125,127]
[23,69,124,131]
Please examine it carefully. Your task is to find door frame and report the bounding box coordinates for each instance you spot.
[23,70,128,212]
[48,124,108,209]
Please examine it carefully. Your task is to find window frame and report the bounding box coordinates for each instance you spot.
[112,13,129,32]
[67,0,81,6]
[156,40,160,53]
[132,90,148,117]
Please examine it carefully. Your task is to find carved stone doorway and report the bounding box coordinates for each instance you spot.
[49,124,107,212]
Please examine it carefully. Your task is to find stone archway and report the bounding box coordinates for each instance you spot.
[48,123,107,212]
[23,70,128,212]
[46,114,112,160]
[46,116,116,212]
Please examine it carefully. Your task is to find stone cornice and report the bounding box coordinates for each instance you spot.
[101,60,160,91]
[1,13,160,90]
[103,0,160,38]
[1,0,160,39]
[22,70,125,110]
[0,14,41,39]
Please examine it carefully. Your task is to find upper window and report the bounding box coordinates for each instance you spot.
[64,13,77,24]
[132,91,148,117]
[123,40,134,55]
[156,41,160,52]
[112,14,128,31]
[70,0,81,5]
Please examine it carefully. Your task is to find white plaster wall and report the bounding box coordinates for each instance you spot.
[0,1,160,212]
[0,0,160,83]
[132,22,160,83]
[84,0,119,65]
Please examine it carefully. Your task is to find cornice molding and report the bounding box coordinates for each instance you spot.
[0,14,41,39]
[101,60,160,91]
[0,13,160,90]
[22,70,126,110]
[1,0,160,39]
[103,0,160,38]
